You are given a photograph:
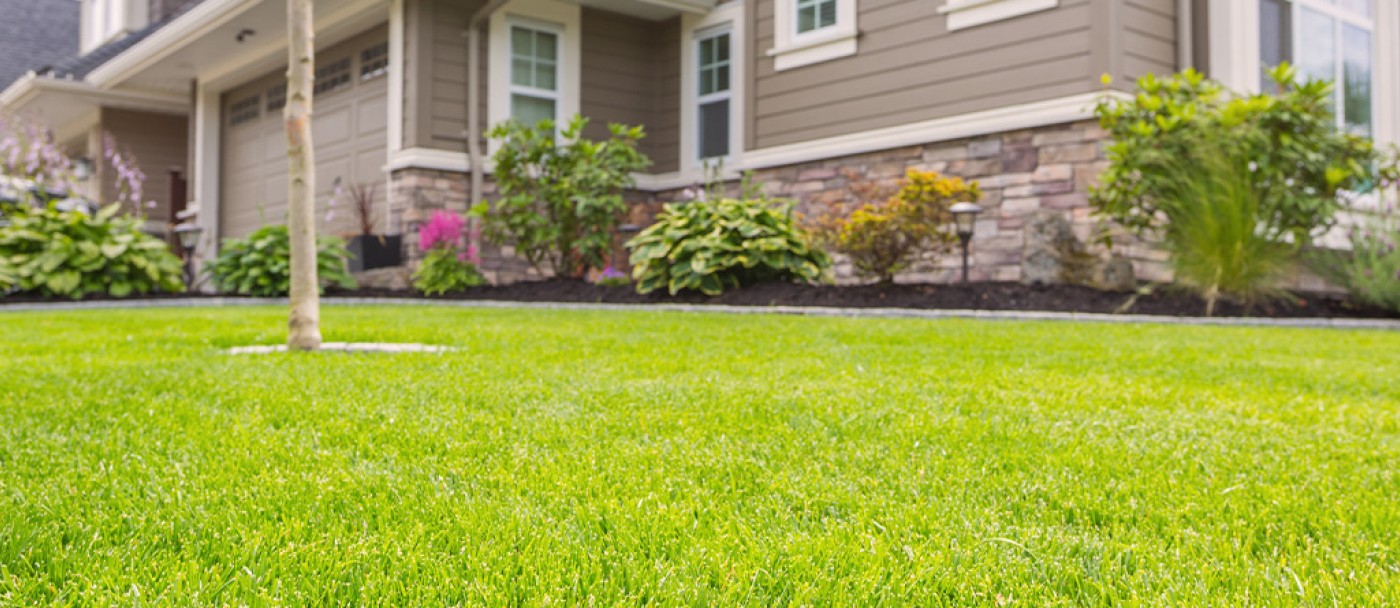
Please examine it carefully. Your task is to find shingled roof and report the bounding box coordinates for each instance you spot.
[0,0,81,89]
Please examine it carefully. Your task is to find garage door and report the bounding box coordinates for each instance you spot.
[220,30,389,240]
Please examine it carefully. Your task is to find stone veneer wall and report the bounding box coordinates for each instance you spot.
[389,167,542,284]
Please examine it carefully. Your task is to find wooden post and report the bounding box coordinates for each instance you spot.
[286,0,321,350]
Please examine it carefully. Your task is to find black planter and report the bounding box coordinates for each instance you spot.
[346,234,403,272]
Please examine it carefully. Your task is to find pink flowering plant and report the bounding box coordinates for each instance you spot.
[412,210,485,295]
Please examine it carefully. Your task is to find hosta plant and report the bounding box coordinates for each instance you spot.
[627,198,831,295]
[0,203,184,299]
[412,211,484,296]
[208,224,355,297]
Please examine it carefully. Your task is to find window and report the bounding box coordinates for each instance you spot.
[361,43,389,80]
[768,0,857,71]
[229,95,261,127]
[1259,0,1373,133]
[84,0,129,52]
[937,0,1058,32]
[796,0,837,34]
[313,57,352,96]
[509,24,559,126]
[697,29,732,159]
[266,83,286,113]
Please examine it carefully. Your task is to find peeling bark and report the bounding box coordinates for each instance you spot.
[286,0,321,350]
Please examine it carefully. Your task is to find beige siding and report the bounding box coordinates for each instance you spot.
[580,9,680,173]
[100,108,187,222]
[1119,0,1178,83]
[403,0,484,152]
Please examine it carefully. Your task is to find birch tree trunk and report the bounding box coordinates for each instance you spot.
[286,0,321,350]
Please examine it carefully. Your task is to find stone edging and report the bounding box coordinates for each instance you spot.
[1,296,1398,331]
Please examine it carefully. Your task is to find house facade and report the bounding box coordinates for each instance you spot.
[2,0,1397,285]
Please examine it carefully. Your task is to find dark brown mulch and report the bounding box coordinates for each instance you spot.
[3,280,1395,319]
[333,279,1399,320]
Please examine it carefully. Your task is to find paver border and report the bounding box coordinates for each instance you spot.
[1,296,1397,331]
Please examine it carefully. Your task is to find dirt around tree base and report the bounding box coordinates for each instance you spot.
[334,280,1397,320]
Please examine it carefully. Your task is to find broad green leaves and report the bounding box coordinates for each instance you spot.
[208,225,356,297]
[0,204,185,299]
[627,199,831,296]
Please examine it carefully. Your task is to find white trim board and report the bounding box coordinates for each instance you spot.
[938,0,1058,31]
[390,91,1119,190]
[679,2,746,172]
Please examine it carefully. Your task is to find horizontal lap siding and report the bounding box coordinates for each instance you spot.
[580,10,680,173]
[101,108,187,222]
[752,0,1097,149]
[1120,0,1177,83]
[425,0,476,152]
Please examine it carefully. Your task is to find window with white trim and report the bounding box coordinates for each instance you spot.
[768,0,857,71]
[84,0,134,52]
[937,0,1058,32]
[509,24,560,126]
[696,28,732,160]
[1259,0,1374,133]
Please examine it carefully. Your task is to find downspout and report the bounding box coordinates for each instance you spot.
[466,0,510,214]
[1176,0,1194,71]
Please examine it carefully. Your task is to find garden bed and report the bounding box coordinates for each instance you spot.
[3,279,1395,319]
[342,280,1393,319]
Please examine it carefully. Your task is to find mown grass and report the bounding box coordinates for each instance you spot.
[0,305,1397,606]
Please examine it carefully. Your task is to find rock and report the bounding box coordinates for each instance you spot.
[1021,210,1135,290]
[354,266,411,291]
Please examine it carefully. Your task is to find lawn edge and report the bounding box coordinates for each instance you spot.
[1,297,1398,331]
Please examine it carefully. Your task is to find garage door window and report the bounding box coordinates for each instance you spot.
[509,24,558,126]
[361,43,389,80]
[266,83,286,113]
[314,57,352,96]
[229,95,261,127]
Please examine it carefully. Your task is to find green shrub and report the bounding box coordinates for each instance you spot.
[809,169,978,283]
[208,225,355,297]
[475,115,651,278]
[413,248,485,296]
[1316,209,1400,313]
[0,204,184,299]
[1094,66,1391,247]
[627,198,831,295]
[1153,142,1293,315]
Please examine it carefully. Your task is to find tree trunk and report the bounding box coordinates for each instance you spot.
[286,0,321,350]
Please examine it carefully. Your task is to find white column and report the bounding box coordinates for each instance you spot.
[1207,0,1261,92]
[192,81,222,279]
[388,0,405,154]
[1374,1,1400,147]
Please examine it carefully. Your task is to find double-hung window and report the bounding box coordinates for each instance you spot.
[509,24,560,126]
[796,0,838,34]
[1259,0,1374,133]
[696,29,732,160]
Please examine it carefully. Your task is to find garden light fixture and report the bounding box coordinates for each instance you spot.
[173,222,202,289]
[949,202,983,284]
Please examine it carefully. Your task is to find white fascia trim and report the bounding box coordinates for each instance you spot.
[680,2,746,172]
[487,0,582,151]
[938,0,1058,31]
[0,73,189,115]
[87,0,261,88]
[768,0,858,71]
[386,147,471,173]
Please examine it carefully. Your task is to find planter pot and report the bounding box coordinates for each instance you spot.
[347,234,403,272]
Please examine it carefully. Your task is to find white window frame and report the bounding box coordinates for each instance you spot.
[768,0,856,71]
[937,0,1058,32]
[488,0,581,152]
[1210,0,1398,147]
[506,22,562,126]
[695,26,733,162]
[82,0,147,53]
[682,3,746,170]
[1261,0,1376,132]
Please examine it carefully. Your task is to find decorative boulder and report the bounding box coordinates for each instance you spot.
[1022,210,1135,291]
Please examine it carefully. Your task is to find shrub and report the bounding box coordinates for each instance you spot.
[1316,207,1400,313]
[475,115,651,278]
[1094,66,1391,247]
[810,169,979,283]
[208,225,355,297]
[412,211,484,296]
[1153,142,1293,315]
[0,204,184,299]
[627,198,831,295]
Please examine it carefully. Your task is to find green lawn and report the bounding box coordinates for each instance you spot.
[1,305,1397,606]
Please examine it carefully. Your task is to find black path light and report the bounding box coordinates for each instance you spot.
[949,202,983,284]
[173,222,203,290]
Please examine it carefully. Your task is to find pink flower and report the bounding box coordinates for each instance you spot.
[418,210,465,252]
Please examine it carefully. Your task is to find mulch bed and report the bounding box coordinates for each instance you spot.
[3,280,1395,320]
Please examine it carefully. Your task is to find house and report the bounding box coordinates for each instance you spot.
[1,0,1396,285]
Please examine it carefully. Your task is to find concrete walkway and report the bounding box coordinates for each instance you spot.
[2,296,1398,331]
